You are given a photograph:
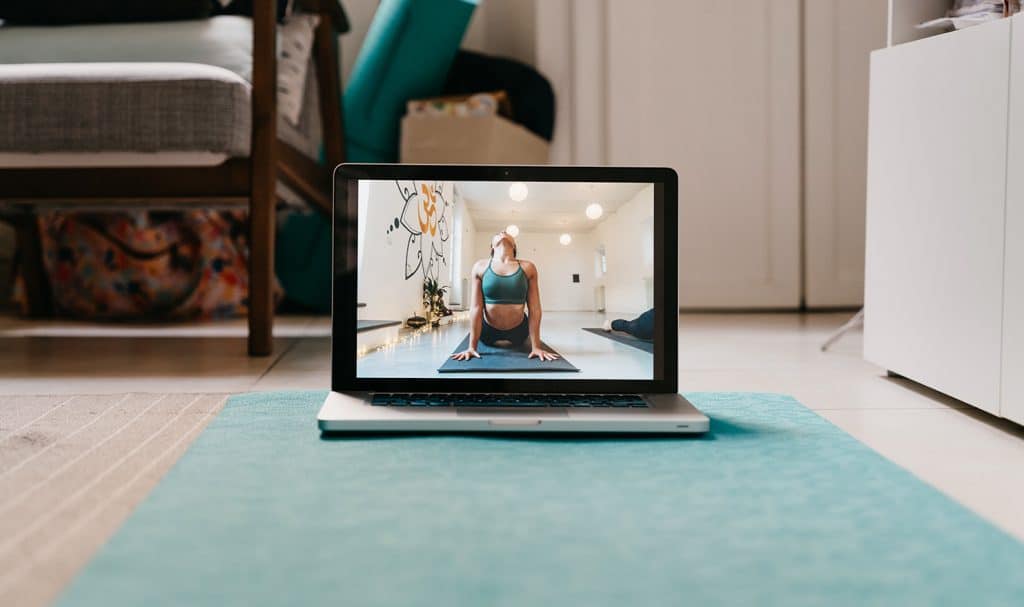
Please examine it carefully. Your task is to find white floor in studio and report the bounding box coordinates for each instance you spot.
[356,312,652,380]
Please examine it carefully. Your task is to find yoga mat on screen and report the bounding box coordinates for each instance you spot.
[437,334,579,373]
[582,327,655,353]
[356,319,402,333]
[59,392,1024,606]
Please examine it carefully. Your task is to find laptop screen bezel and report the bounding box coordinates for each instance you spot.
[331,164,678,394]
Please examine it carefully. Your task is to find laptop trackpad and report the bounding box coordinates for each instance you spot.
[456,408,568,418]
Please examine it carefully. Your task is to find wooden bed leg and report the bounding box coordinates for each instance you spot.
[248,0,278,357]
[12,215,53,318]
[248,193,275,357]
[314,12,346,169]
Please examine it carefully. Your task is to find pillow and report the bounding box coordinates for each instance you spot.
[0,1,211,25]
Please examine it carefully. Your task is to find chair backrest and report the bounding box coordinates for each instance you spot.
[343,0,478,163]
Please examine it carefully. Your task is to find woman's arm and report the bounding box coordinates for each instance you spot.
[524,262,559,361]
[451,261,484,361]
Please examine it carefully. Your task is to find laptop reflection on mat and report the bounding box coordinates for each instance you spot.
[318,164,709,434]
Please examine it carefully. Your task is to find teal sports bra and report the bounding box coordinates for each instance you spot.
[482,261,528,304]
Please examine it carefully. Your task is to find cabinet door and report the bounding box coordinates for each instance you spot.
[605,0,802,308]
[804,0,888,307]
[1002,15,1024,425]
[865,21,1011,413]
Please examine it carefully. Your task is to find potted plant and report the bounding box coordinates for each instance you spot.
[422,278,450,327]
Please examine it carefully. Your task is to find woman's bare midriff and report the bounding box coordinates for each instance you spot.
[484,303,526,330]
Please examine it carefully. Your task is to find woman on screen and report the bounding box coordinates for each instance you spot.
[450,231,560,362]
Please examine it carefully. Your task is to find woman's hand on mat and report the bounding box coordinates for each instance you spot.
[528,348,560,362]
[451,348,481,361]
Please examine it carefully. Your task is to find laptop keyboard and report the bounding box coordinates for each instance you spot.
[371,393,649,408]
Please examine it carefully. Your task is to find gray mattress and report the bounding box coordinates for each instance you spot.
[0,62,251,156]
[0,15,321,161]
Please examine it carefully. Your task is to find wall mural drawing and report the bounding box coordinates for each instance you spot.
[393,180,451,281]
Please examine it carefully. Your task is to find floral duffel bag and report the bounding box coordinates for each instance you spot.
[15,210,276,320]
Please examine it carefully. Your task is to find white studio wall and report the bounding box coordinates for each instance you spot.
[451,187,477,309]
[358,180,456,322]
[593,184,655,317]
[460,181,654,315]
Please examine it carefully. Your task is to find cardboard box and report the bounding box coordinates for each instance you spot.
[400,114,549,164]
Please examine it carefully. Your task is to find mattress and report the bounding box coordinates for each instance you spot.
[0,62,252,158]
[0,15,322,168]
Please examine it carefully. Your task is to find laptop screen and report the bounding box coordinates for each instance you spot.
[353,179,658,381]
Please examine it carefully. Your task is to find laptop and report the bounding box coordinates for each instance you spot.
[318,164,709,433]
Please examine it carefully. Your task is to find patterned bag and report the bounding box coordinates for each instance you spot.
[16,210,271,320]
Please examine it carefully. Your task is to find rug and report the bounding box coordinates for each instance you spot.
[54,390,1024,606]
[0,393,228,607]
[437,334,579,373]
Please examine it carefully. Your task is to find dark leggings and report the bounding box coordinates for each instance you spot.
[611,308,654,341]
[481,314,530,346]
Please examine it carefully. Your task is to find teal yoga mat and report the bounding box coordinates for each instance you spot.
[59,392,1024,606]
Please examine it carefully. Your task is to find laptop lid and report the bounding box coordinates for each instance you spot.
[332,165,678,394]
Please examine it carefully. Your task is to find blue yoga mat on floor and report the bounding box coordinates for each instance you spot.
[59,392,1024,606]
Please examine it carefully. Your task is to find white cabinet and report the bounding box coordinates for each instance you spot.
[803,0,888,307]
[1002,22,1024,425]
[865,16,1024,423]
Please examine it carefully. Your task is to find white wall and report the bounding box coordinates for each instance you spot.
[592,185,655,317]
[474,230,595,312]
[804,0,888,306]
[462,1,536,66]
[537,0,802,309]
[338,0,380,83]
[451,187,476,308]
[358,180,456,321]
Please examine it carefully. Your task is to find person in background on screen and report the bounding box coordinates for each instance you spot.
[603,308,654,341]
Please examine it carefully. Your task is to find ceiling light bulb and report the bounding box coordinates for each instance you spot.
[585,202,603,220]
[509,182,528,202]
[559,233,572,246]
[505,224,520,238]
